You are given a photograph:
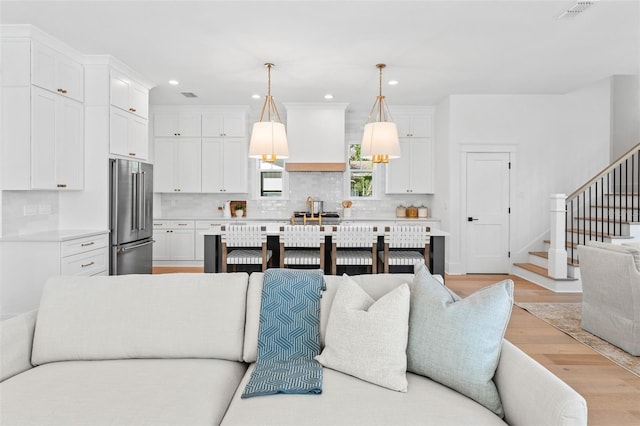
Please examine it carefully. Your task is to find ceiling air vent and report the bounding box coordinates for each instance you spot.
[181,92,198,98]
[558,1,596,19]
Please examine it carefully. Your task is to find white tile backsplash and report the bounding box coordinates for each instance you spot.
[2,191,59,236]
[158,171,431,219]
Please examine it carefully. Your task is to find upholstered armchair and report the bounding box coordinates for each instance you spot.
[577,240,640,355]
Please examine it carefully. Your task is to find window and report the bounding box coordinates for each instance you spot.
[348,144,374,198]
[259,159,286,198]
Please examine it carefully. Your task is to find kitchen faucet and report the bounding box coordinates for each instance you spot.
[306,196,315,217]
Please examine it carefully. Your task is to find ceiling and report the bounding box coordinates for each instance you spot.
[1,0,639,120]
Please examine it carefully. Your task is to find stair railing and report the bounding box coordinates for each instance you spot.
[564,142,640,263]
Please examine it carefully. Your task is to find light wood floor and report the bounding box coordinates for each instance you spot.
[154,267,640,425]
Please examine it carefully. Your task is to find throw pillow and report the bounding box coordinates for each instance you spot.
[315,275,410,392]
[407,263,513,417]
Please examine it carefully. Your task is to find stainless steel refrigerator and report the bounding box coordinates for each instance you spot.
[109,159,154,275]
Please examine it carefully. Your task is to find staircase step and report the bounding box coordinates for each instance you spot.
[512,263,578,281]
[529,251,579,266]
[574,217,634,225]
[543,239,578,249]
[566,228,630,238]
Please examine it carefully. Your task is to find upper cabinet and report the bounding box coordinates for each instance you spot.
[32,41,84,103]
[202,112,246,137]
[151,107,249,194]
[153,112,201,137]
[1,33,85,190]
[110,69,149,119]
[108,68,150,160]
[393,110,433,138]
[386,107,435,195]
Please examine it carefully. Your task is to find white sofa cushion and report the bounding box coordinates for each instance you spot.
[32,273,249,365]
[0,359,246,426]
[316,276,410,392]
[0,310,37,382]
[221,363,507,426]
[243,273,413,363]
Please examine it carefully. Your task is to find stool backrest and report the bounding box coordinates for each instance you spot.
[385,225,430,248]
[332,225,377,247]
[280,225,324,247]
[222,225,266,247]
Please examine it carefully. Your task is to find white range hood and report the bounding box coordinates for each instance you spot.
[283,103,349,172]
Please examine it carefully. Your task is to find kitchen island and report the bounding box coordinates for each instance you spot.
[193,220,448,278]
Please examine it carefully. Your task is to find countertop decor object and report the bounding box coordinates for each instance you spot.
[406,206,418,218]
[361,64,400,164]
[396,205,406,218]
[418,206,428,218]
[230,201,247,217]
[248,63,288,163]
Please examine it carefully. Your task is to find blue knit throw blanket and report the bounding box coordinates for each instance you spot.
[242,269,324,398]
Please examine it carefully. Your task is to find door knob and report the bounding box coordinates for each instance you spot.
[467,217,479,222]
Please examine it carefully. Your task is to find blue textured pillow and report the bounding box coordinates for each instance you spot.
[407,263,513,417]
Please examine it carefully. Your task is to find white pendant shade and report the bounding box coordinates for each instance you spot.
[361,121,400,162]
[249,121,289,161]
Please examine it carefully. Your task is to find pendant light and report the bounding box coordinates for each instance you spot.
[249,63,288,162]
[361,64,400,163]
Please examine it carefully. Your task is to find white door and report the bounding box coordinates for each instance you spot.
[465,152,510,273]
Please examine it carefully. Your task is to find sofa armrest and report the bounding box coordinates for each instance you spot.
[495,340,587,426]
[1,310,37,382]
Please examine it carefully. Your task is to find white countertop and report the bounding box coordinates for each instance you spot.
[0,229,109,242]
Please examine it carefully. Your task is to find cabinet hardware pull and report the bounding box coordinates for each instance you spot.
[129,152,136,156]
[129,107,137,112]
[57,184,67,188]
[81,261,95,268]
[57,88,68,94]
[81,242,95,247]
[178,223,188,226]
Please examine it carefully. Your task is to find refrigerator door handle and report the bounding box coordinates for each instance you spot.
[131,171,138,231]
[139,171,146,231]
[120,239,155,252]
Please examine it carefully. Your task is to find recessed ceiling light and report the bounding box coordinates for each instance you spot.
[324,94,334,100]
[252,94,261,99]
[388,80,399,86]
[168,80,179,85]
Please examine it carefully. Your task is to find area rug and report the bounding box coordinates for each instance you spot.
[515,302,640,377]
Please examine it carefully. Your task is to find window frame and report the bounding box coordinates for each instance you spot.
[253,158,289,200]
[344,143,378,200]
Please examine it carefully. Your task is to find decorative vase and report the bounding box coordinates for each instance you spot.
[235,209,243,217]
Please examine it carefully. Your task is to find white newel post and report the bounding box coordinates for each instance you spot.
[548,193,568,279]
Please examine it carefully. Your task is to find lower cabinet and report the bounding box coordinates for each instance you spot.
[0,232,109,319]
[152,220,195,261]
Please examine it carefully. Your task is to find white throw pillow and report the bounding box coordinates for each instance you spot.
[315,275,410,392]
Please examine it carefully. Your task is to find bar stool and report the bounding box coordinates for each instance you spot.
[279,225,325,270]
[221,225,272,272]
[330,225,377,275]
[379,225,431,273]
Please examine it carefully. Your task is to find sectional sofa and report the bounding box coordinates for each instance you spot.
[0,272,587,425]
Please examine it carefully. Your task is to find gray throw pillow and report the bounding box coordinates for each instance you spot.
[407,263,513,417]
[316,275,410,392]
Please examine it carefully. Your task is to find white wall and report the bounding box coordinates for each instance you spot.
[611,75,640,159]
[441,79,611,274]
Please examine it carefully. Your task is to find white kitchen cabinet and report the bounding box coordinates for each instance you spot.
[110,106,149,160]
[154,138,202,192]
[32,41,84,102]
[153,112,201,137]
[201,137,248,193]
[152,221,195,261]
[386,138,434,194]
[110,69,149,119]
[31,86,84,190]
[394,112,433,138]
[201,112,246,137]
[0,232,108,318]
[1,36,85,191]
